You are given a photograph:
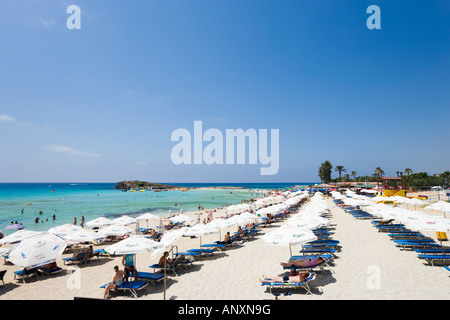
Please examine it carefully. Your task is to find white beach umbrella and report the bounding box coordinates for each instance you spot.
[136,212,161,229]
[159,227,189,248]
[281,220,321,230]
[0,229,43,245]
[104,235,163,255]
[169,214,195,224]
[136,212,160,221]
[0,247,10,256]
[425,201,450,212]
[149,227,189,260]
[48,224,83,238]
[425,201,450,218]
[239,212,259,220]
[97,225,135,237]
[406,218,450,246]
[262,227,317,257]
[8,234,67,269]
[85,217,113,228]
[184,224,220,246]
[64,230,105,243]
[112,215,137,225]
[207,218,235,229]
[206,218,236,241]
[226,215,253,226]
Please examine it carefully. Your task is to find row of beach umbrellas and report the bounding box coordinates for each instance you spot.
[0,189,311,270]
[262,192,330,256]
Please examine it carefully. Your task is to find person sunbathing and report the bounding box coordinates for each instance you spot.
[280,256,325,268]
[259,272,311,284]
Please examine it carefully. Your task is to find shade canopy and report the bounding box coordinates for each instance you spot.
[8,234,67,269]
[0,229,43,245]
[105,235,163,255]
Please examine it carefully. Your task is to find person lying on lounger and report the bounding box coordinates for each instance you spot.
[280,256,325,268]
[259,272,311,284]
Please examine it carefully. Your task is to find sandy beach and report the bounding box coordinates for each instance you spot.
[0,191,449,301]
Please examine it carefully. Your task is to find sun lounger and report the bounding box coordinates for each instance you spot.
[174,251,201,257]
[149,257,192,276]
[100,281,148,298]
[261,272,316,295]
[414,249,450,254]
[62,252,86,265]
[200,243,227,251]
[394,240,441,250]
[131,271,164,285]
[417,254,450,266]
[14,267,39,283]
[308,239,339,245]
[299,248,336,255]
[38,266,63,276]
[388,233,426,239]
[284,256,330,272]
[187,248,215,255]
[290,254,332,262]
[306,240,340,249]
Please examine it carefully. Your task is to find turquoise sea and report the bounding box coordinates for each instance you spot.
[0,182,314,235]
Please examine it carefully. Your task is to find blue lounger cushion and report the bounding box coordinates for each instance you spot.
[201,243,226,248]
[187,248,215,254]
[100,281,148,289]
[290,254,332,261]
[418,254,450,260]
[414,249,450,254]
[132,272,164,281]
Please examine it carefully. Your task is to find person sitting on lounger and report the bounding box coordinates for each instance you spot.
[122,254,138,282]
[280,256,325,268]
[216,232,232,245]
[103,265,125,299]
[236,226,244,238]
[259,272,311,284]
[83,245,94,264]
[158,251,186,266]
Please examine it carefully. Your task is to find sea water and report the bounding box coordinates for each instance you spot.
[0,182,312,235]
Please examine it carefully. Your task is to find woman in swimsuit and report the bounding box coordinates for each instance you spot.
[103,266,126,299]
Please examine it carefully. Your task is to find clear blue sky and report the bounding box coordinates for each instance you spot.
[0,0,448,183]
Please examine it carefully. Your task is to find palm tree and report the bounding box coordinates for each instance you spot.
[335,166,346,182]
[351,171,357,181]
[405,168,413,175]
[374,167,385,178]
[344,174,350,182]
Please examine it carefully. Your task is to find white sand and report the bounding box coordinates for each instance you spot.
[0,194,449,300]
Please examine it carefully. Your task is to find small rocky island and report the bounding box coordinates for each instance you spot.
[115,180,179,190]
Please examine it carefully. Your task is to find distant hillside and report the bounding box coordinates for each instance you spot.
[115,180,179,190]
